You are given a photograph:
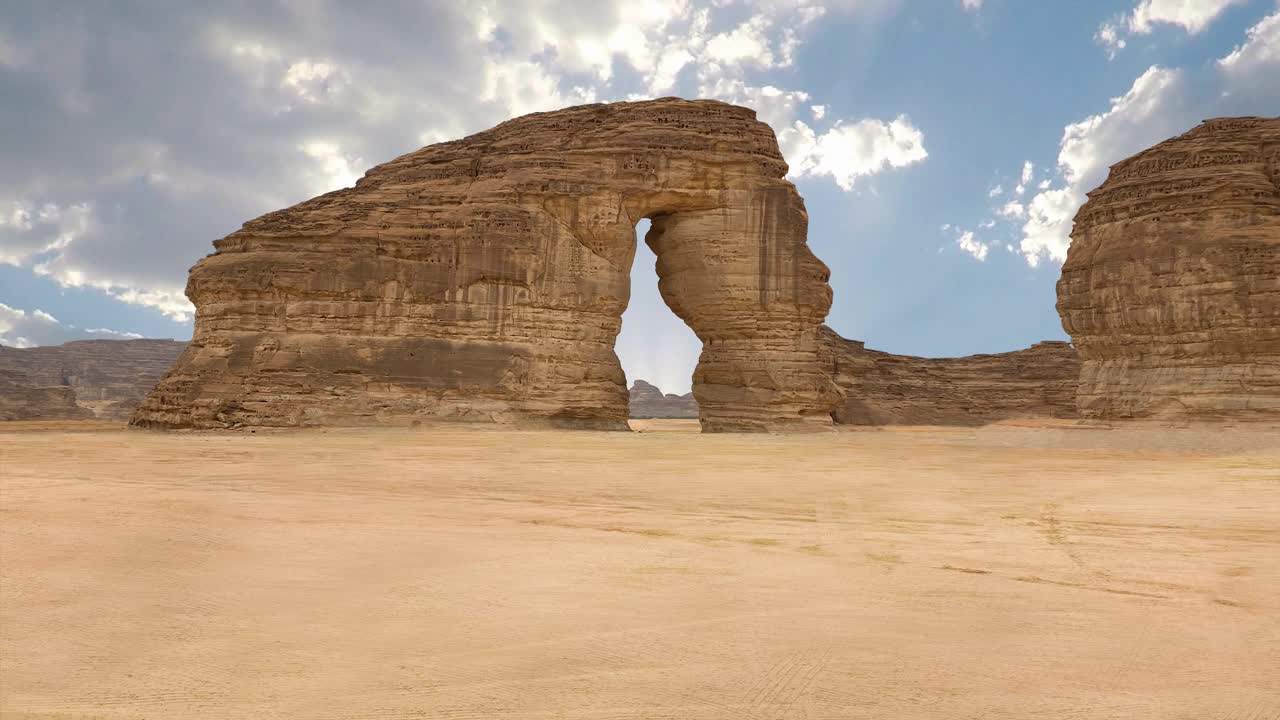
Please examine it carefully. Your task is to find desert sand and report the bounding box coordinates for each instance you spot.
[2,420,1278,719]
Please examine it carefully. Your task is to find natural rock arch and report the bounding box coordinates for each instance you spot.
[133,98,841,432]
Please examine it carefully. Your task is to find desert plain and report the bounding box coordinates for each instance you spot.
[1,419,1278,719]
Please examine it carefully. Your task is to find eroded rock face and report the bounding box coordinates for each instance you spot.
[0,339,187,420]
[0,380,91,421]
[628,380,698,419]
[133,99,838,432]
[821,327,1080,426]
[1058,117,1280,421]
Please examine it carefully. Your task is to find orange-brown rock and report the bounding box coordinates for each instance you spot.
[0,339,187,420]
[821,327,1080,426]
[1058,117,1280,421]
[132,99,838,432]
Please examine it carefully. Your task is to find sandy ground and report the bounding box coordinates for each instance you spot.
[1,420,1278,719]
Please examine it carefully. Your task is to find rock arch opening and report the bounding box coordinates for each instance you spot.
[615,219,700,411]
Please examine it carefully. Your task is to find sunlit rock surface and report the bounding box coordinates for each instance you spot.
[133,99,839,432]
[821,328,1080,426]
[1058,117,1280,421]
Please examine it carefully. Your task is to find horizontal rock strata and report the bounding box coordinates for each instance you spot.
[0,339,187,420]
[821,327,1080,426]
[628,380,698,419]
[1057,116,1280,421]
[133,99,838,432]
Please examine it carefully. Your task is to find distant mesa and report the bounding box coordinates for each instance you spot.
[1058,116,1280,421]
[628,380,698,419]
[0,339,187,421]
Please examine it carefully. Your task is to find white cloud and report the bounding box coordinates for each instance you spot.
[988,184,1004,197]
[0,302,143,347]
[1095,21,1128,60]
[960,0,983,11]
[282,60,349,104]
[992,4,1280,270]
[1128,0,1246,34]
[705,15,776,67]
[0,201,92,266]
[298,141,364,196]
[1017,65,1187,265]
[1217,10,1280,76]
[783,115,927,191]
[1098,0,1245,59]
[0,0,922,335]
[1014,160,1033,195]
[998,200,1027,219]
[955,230,990,261]
[701,79,926,192]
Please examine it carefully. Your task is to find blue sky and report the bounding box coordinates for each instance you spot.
[2,0,1278,393]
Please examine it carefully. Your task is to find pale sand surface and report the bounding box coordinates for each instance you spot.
[1,420,1278,719]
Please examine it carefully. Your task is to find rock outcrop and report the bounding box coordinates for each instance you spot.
[821,328,1080,426]
[628,380,698,419]
[0,379,92,421]
[0,339,187,420]
[133,99,839,432]
[1058,117,1280,421]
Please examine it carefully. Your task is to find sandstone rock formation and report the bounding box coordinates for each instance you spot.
[628,379,698,419]
[0,339,187,420]
[1058,117,1280,421]
[0,380,91,421]
[133,99,839,432]
[821,327,1080,426]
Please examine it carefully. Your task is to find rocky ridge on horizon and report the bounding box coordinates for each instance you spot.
[0,339,187,421]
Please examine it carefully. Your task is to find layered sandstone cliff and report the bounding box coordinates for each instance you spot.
[1058,117,1280,421]
[0,339,187,420]
[628,380,698,419]
[821,328,1080,426]
[132,99,838,432]
[0,378,91,421]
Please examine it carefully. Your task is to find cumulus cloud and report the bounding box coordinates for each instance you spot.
[956,231,990,261]
[0,303,142,348]
[1128,0,1247,34]
[1014,160,1034,195]
[1018,65,1188,265]
[964,8,1278,268]
[1018,8,1279,266]
[998,200,1027,219]
[781,115,928,191]
[0,0,923,332]
[942,226,990,261]
[1095,21,1128,60]
[960,0,983,11]
[1097,0,1246,58]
